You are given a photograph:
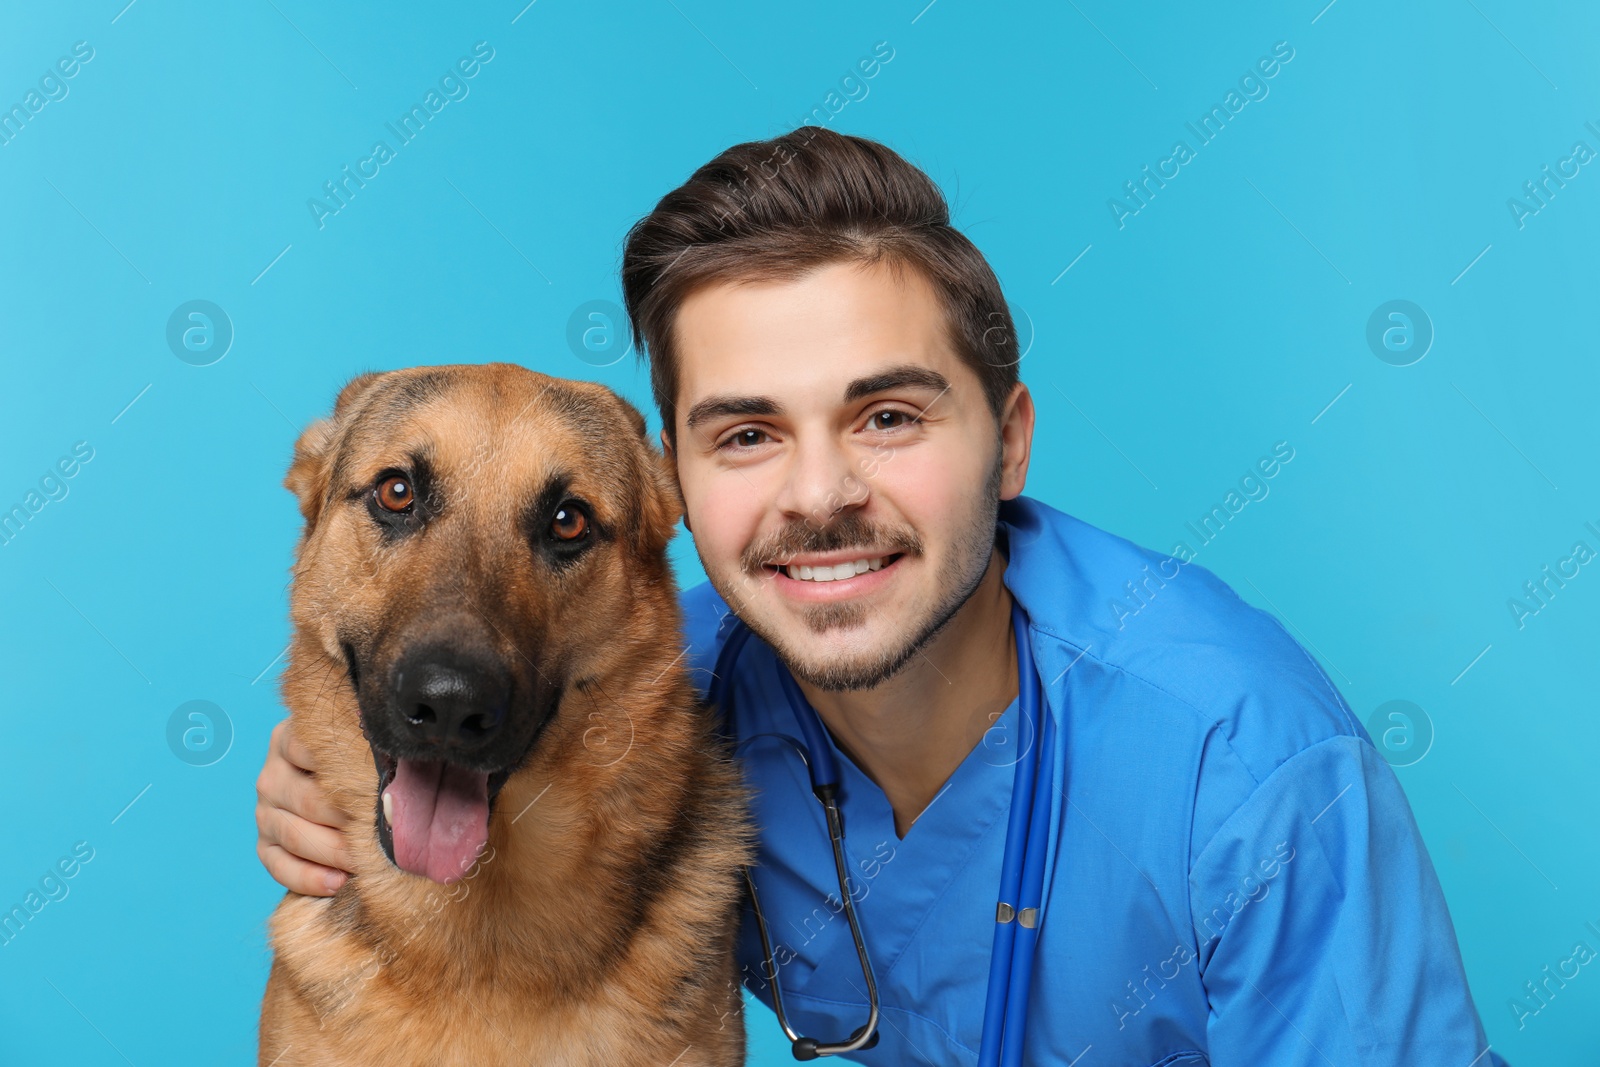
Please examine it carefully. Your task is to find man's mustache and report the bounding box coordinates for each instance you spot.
[742,512,924,573]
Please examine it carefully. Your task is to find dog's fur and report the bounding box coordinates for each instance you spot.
[260,363,752,1066]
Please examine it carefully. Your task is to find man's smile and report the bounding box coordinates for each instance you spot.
[764,551,908,601]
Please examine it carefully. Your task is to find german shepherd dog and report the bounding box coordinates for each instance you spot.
[260,363,752,1066]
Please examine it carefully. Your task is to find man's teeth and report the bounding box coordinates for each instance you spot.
[381,789,394,830]
[784,556,889,582]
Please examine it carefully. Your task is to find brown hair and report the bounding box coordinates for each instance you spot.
[621,127,1020,441]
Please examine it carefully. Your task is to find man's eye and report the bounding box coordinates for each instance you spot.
[720,428,769,450]
[868,410,912,431]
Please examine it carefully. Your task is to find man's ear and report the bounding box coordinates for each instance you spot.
[283,371,385,532]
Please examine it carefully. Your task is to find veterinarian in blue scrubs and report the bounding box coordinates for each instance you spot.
[683,495,1506,1064]
[257,127,1507,1064]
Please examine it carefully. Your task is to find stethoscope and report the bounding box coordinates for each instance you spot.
[709,599,1056,1065]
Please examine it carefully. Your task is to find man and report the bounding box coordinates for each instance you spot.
[257,128,1507,1064]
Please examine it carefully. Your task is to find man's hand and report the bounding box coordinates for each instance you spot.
[255,719,355,896]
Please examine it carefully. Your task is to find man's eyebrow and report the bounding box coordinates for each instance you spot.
[842,365,952,404]
[684,394,780,433]
[683,366,952,432]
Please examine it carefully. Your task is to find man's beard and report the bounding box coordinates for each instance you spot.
[712,449,1004,693]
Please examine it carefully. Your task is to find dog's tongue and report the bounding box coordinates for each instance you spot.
[384,759,490,884]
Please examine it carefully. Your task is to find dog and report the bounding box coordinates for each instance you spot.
[260,363,753,1066]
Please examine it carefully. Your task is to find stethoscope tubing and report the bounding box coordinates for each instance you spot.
[977,599,1052,1067]
[999,689,1056,1066]
[710,599,1053,1063]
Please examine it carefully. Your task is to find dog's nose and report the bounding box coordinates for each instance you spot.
[391,649,511,749]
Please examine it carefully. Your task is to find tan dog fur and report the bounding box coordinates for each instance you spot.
[259,363,752,1066]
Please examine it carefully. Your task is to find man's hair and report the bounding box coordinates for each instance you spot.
[620,128,1020,441]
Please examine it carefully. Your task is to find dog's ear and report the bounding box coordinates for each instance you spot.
[617,395,683,557]
[284,371,385,531]
[641,443,686,555]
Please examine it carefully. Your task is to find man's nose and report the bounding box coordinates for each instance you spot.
[773,434,868,529]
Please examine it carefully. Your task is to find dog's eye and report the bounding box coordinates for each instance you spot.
[375,476,414,513]
[550,503,588,542]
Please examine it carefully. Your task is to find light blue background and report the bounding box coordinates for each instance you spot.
[2,1,1597,1063]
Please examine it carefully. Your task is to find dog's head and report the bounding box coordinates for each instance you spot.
[282,363,682,885]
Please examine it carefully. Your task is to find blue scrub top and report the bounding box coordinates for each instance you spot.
[681,495,1507,1066]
